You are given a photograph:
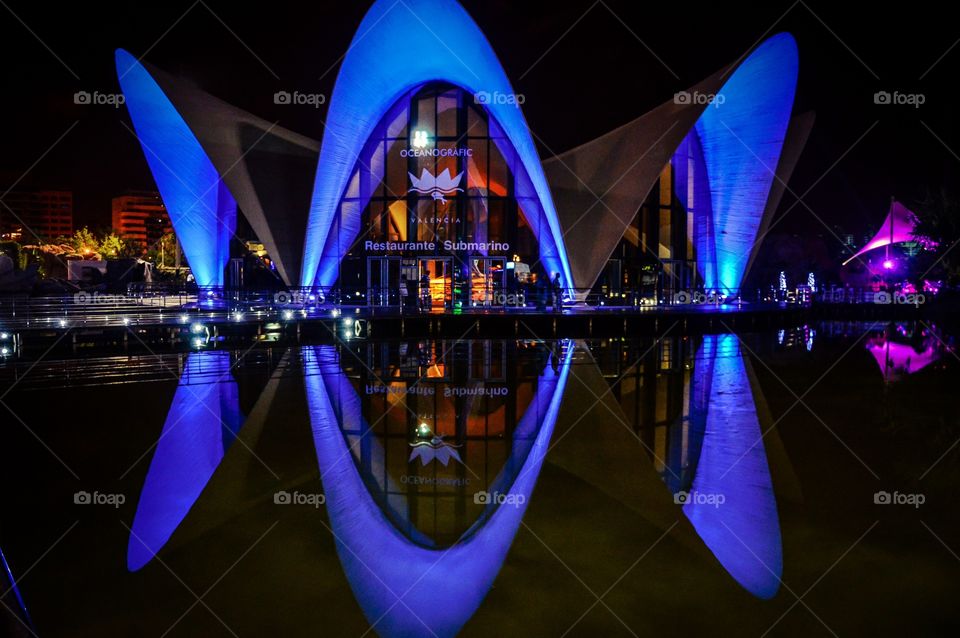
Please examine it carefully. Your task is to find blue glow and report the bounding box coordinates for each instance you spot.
[301,0,572,291]
[0,544,33,630]
[127,352,242,571]
[683,335,782,599]
[115,49,237,287]
[304,342,572,637]
[691,34,798,294]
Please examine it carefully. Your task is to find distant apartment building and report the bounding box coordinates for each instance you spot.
[111,191,171,250]
[0,189,73,242]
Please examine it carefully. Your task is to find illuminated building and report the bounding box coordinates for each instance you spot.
[111,191,171,251]
[0,189,73,242]
[115,0,808,301]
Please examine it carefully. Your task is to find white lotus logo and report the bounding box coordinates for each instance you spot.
[408,168,464,203]
[409,436,464,466]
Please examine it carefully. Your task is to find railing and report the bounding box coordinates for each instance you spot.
[0,283,937,330]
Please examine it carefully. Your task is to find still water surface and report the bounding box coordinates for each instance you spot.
[2,322,958,636]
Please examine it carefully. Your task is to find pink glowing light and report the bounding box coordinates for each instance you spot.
[843,200,933,266]
[882,259,894,270]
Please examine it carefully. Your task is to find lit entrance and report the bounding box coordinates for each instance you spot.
[367,257,402,306]
[418,258,452,310]
[470,258,506,306]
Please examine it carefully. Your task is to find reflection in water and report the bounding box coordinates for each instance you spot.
[682,334,782,599]
[305,341,572,637]
[127,352,243,571]
[866,323,947,383]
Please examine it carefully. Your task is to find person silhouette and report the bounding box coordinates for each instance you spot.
[552,273,563,313]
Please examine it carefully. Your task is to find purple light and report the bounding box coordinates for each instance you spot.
[882,259,894,270]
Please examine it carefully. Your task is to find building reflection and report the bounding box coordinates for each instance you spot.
[126,351,244,571]
[330,339,564,545]
[590,334,783,598]
[865,322,949,383]
[304,340,571,637]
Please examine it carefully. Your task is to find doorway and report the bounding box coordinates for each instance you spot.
[470,258,506,306]
[417,258,452,310]
[367,257,402,306]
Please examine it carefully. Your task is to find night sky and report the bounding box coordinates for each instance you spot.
[2,0,958,247]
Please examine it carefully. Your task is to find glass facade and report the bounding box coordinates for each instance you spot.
[338,339,556,546]
[591,133,710,302]
[329,83,550,308]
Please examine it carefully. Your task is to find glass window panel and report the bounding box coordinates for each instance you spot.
[467,139,489,193]
[387,200,408,241]
[366,201,385,241]
[416,95,436,134]
[437,200,456,243]
[467,103,488,137]
[417,199,437,242]
[437,91,458,137]
[659,165,672,207]
[386,103,409,139]
[489,140,508,196]
[488,199,505,243]
[437,141,458,181]
[386,138,408,199]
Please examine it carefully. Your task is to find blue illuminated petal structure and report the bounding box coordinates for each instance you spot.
[116,49,237,287]
[127,352,242,571]
[304,343,572,637]
[683,335,782,599]
[693,34,798,293]
[301,0,573,291]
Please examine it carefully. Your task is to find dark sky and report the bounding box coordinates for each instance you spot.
[2,0,959,244]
